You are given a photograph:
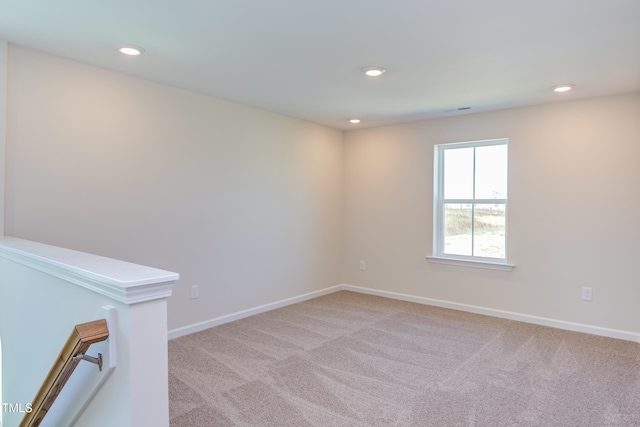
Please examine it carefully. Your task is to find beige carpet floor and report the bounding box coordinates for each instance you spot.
[169,291,640,426]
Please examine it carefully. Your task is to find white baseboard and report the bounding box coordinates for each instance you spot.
[168,283,640,343]
[167,285,342,340]
[341,284,640,343]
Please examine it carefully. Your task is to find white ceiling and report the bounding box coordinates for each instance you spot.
[1,0,639,130]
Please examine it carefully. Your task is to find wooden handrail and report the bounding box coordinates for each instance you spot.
[20,319,109,427]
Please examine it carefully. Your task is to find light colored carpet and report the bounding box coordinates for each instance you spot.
[169,291,640,426]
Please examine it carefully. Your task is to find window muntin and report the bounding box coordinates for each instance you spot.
[434,139,508,262]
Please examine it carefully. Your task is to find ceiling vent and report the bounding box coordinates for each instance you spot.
[444,107,471,113]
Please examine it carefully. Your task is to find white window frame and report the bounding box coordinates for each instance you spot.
[428,138,514,271]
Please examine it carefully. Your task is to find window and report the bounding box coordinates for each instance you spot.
[432,138,510,268]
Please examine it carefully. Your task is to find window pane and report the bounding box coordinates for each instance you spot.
[444,203,472,256]
[475,144,507,199]
[473,204,505,258]
[444,147,473,199]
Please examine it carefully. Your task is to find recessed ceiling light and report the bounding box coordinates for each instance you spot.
[349,119,361,124]
[552,84,574,93]
[117,45,145,56]
[362,66,386,77]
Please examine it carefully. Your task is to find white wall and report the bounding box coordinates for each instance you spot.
[343,92,640,334]
[5,44,640,340]
[0,40,7,237]
[5,45,344,331]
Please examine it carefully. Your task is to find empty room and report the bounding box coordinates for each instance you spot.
[1,1,639,426]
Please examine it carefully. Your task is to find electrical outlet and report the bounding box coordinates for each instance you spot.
[359,261,366,271]
[581,287,592,301]
[191,285,199,299]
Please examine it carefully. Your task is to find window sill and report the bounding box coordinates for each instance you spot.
[426,256,515,271]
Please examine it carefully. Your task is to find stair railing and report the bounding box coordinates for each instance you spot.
[20,319,109,427]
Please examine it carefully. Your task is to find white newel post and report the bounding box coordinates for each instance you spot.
[0,237,179,427]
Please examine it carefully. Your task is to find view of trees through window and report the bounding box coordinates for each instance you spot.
[437,141,507,260]
[444,204,506,258]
